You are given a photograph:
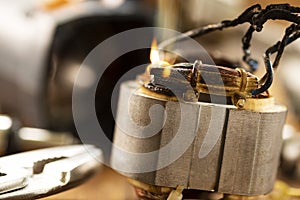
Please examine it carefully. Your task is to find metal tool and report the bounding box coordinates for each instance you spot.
[0,145,102,200]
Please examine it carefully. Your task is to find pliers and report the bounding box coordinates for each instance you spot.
[0,145,102,200]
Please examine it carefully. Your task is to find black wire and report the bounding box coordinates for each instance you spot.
[158,4,262,51]
[252,24,300,95]
[252,56,274,95]
[158,3,300,95]
[242,26,257,71]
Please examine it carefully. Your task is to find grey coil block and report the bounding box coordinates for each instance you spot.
[111,81,287,196]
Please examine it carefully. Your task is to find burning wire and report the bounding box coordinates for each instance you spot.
[158,4,300,96]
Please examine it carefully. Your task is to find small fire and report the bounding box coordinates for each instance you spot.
[149,38,171,77]
[150,39,160,65]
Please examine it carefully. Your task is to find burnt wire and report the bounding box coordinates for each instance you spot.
[158,4,300,95]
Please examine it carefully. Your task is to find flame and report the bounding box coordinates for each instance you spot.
[150,38,171,66]
[149,38,173,78]
[150,39,160,65]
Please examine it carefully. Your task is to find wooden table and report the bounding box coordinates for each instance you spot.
[42,166,137,200]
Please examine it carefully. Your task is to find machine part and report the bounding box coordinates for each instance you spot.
[0,0,152,132]
[167,186,184,200]
[131,179,300,200]
[0,115,79,154]
[223,181,300,200]
[0,145,102,199]
[144,61,260,107]
[129,178,173,200]
[111,80,287,196]
[14,127,79,151]
[130,178,224,200]
[149,62,259,96]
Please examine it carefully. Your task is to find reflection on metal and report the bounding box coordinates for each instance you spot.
[0,115,12,155]
[101,0,125,9]
[17,127,78,151]
[0,116,12,131]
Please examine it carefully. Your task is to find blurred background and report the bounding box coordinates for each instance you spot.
[0,0,300,199]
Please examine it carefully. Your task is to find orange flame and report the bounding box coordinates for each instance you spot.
[150,39,160,65]
[149,39,173,78]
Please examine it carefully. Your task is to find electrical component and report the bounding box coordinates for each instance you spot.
[112,80,286,197]
[111,3,300,199]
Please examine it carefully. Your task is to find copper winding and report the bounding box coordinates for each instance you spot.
[143,62,260,107]
[236,68,248,93]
